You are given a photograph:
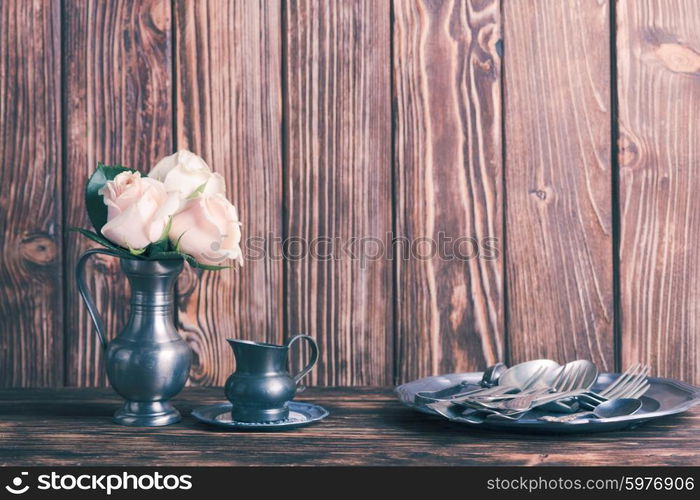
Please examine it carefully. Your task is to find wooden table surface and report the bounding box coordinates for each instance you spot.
[1,387,698,466]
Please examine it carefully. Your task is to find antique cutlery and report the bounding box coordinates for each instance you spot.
[575,363,650,409]
[445,360,559,403]
[539,398,643,423]
[458,359,596,409]
[415,360,556,405]
[414,363,506,405]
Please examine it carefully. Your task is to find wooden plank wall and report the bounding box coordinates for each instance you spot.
[0,0,63,387]
[174,0,283,386]
[617,0,700,384]
[285,0,393,385]
[0,0,698,387]
[393,0,504,381]
[504,0,614,370]
[63,0,174,386]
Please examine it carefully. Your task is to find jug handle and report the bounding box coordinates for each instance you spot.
[76,248,123,351]
[286,335,319,383]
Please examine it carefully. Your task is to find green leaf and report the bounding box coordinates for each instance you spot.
[145,248,224,269]
[127,245,147,256]
[69,227,136,259]
[144,217,174,257]
[85,163,137,233]
[149,233,170,254]
[173,230,187,253]
[146,241,168,256]
[186,182,208,200]
[146,251,185,261]
[182,253,231,271]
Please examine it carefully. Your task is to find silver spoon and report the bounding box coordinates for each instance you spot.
[413,363,505,405]
[480,362,507,388]
[497,359,560,389]
[452,359,560,402]
[417,361,557,405]
[450,364,555,404]
[539,398,643,423]
[485,359,598,410]
[466,359,595,407]
[449,394,642,425]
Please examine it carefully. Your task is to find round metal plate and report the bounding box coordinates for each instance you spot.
[192,402,329,431]
[396,372,700,434]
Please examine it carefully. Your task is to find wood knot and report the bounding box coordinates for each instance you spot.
[148,0,171,33]
[20,233,57,265]
[176,264,200,297]
[529,187,552,202]
[449,283,467,331]
[618,134,640,166]
[476,57,494,74]
[655,43,700,75]
[90,252,118,274]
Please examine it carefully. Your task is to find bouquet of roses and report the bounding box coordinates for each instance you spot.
[73,150,243,270]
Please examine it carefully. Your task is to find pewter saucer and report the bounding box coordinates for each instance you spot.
[192,402,329,431]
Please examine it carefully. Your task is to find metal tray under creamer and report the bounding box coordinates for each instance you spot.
[396,372,700,434]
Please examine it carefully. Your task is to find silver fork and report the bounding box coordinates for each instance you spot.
[596,363,645,397]
[427,366,552,418]
[496,363,590,412]
[451,366,551,405]
[576,364,649,408]
[484,377,651,423]
[541,382,650,423]
[457,362,586,413]
[603,364,649,399]
[444,388,591,423]
[444,366,551,404]
[430,364,651,423]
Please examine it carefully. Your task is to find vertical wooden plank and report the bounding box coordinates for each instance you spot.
[175,0,283,385]
[618,0,700,384]
[0,0,63,387]
[394,0,504,381]
[64,0,173,386]
[504,0,614,368]
[286,0,393,385]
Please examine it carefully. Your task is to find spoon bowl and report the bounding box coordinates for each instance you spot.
[539,397,643,423]
[594,398,642,419]
[498,359,560,389]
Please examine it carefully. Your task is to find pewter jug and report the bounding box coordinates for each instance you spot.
[225,335,318,422]
[76,249,192,426]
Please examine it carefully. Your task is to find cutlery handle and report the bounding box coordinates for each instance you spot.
[449,385,519,402]
[540,410,595,423]
[286,335,319,383]
[76,248,123,351]
[502,389,588,412]
[528,389,588,409]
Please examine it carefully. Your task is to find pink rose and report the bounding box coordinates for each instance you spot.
[149,150,225,198]
[100,171,180,250]
[169,194,243,266]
